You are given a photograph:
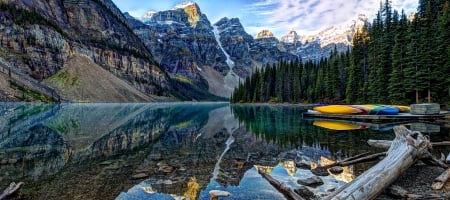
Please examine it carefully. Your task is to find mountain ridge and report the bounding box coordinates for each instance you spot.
[0,0,226,102]
[130,2,299,97]
[0,0,369,102]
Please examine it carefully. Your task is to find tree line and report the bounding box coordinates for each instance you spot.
[231,0,450,105]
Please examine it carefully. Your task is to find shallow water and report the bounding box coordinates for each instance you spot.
[0,103,448,199]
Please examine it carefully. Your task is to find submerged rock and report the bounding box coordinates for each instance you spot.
[311,167,329,176]
[131,173,149,179]
[295,160,311,169]
[297,176,324,187]
[294,186,315,199]
[329,166,344,174]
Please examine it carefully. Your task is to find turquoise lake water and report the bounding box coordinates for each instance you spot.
[0,103,448,199]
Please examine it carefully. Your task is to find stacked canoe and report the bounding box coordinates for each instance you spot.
[313,105,410,115]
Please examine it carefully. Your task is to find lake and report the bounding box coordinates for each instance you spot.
[0,103,449,199]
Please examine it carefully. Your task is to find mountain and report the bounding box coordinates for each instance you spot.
[0,0,369,102]
[0,0,225,102]
[128,2,298,97]
[43,55,158,102]
[293,14,369,61]
[126,2,233,97]
[280,30,301,44]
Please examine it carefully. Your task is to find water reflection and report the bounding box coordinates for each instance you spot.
[0,103,448,200]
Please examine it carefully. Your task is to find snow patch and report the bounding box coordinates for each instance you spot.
[173,1,195,10]
[212,25,235,69]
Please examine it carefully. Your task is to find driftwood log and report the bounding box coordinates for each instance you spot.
[432,168,450,190]
[369,140,449,168]
[0,182,24,200]
[368,140,450,149]
[257,169,304,200]
[320,152,387,168]
[326,126,433,200]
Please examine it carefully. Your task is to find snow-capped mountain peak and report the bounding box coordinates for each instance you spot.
[303,13,369,47]
[141,11,156,19]
[281,29,301,43]
[173,1,196,10]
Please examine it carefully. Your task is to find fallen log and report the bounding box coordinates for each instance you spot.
[368,140,449,169]
[0,182,24,200]
[367,139,392,149]
[320,152,386,168]
[432,168,450,190]
[326,126,432,200]
[431,141,450,147]
[368,140,450,149]
[340,152,370,162]
[257,169,304,200]
[338,152,386,167]
[387,184,450,199]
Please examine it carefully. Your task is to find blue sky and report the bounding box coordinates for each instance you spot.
[112,0,418,37]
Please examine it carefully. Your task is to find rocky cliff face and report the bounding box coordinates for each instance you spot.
[128,3,300,97]
[0,0,174,102]
[251,29,299,65]
[213,17,254,79]
[129,3,225,79]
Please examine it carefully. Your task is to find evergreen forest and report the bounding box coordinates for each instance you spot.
[231,0,450,105]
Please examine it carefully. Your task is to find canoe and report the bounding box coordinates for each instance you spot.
[392,105,410,112]
[348,105,371,114]
[355,105,400,115]
[313,121,363,130]
[313,105,362,114]
[368,105,399,115]
[313,104,401,115]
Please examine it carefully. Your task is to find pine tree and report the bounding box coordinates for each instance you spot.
[434,0,450,102]
[346,27,369,104]
[292,59,302,102]
[367,10,383,103]
[404,15,427,104]
[252,68,261,102]
[388,10,408,104]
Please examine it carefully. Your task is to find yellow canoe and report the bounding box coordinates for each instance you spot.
[313,105,362,114]
[393,105,410,112]
[313,121,362,130]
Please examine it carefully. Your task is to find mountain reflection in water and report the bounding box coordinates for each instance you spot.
[0,103,448,200]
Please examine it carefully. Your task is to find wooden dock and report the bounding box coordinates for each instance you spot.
[302,111,449,122]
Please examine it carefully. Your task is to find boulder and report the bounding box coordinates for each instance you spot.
[297,176,324,187]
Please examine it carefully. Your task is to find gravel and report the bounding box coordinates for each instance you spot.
[377,162,447,199]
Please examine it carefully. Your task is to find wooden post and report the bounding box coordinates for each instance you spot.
[326,126,432,200]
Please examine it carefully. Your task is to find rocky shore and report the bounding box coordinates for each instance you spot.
[377,163,446,199]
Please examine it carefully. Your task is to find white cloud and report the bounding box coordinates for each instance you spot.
[240,0,418,37]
